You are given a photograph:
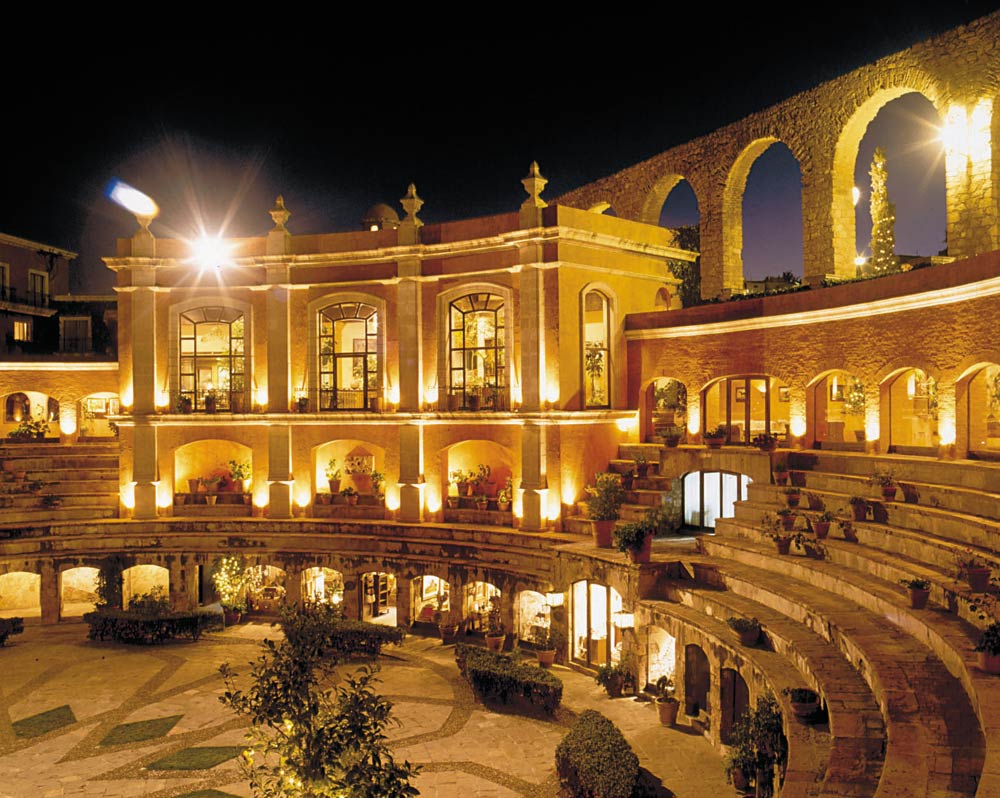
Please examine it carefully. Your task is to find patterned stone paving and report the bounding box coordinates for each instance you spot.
[0,623,730,798]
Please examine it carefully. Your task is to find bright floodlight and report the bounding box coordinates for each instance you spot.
[852,186,861,207]
[191,235,231,270]
[854,255,867,267]
[107,179,159,221]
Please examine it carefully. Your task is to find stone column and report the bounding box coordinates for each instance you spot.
[397,268,422,412]
[398,423,424,522]
[946,99,1000,259]
[519,266,543,411]
[284,569,303,606]
[266,266,291,413]
[130,270,157,415]
[268,423,293,519]
[698,186,727,300]
[520,422,547,531]
[132,423,159,520]
[40,563,59,625]
[395,576,412,627]
[801,163,845,284]
[343,575,361,621]
[168,556,198,611]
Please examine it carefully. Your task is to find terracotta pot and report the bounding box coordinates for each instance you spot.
[909,586,930,609]
[592,520,614,548]
[730,767,749,791]
[296,397,308,413]
[635,464,650,478]
[791,700,819,718]
[352,474,373,494]
[204,396,217,413]
[773,471,789,486]
[627,533,652,564]
[657,697,680,726]
[775,538,791,555]
[536,649,556,667]
[977,651,1000,674]
[475,499,489,511]
[851,503,868,521]
[438,624,459,645]
[174,494,186,506]
[842,525,858,542]
[467,394,481,411]
[881,485,897,501]
[967,566,992,593]
[781,514,796,531]
[737,627,759,647]
[813,521,830,539]
[223,609,242,626]
[205,495,217,506]
[604,674,623,698]
[346,495,359,506]
[786,494,800,508]
[447,497,460,509]
[485,633,505,652]
[497,501,511,512]
[704,436,725,449]
[188,478,201,494]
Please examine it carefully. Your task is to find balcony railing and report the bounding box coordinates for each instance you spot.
[0,287,51,308]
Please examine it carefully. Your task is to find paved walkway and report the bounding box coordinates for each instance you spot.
[0,623,729,798]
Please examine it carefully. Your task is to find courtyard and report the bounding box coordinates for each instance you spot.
[0,622,730,798]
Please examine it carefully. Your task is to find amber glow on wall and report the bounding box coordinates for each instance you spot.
[121,483,136,510]
[59,409,77,436]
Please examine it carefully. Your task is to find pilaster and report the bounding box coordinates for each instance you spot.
[268,423,293,519]
[398,424,424,522]
[40,562,59,625]
[266,267,291,413]
[132,423,159,520]
[520,421,547,531]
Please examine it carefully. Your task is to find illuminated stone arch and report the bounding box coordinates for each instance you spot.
[0,570,40,618]
[311,438,387,502]
[640,172,690,226]
[831,83,944,278]
[438,437,515,512]
[955,360,1000,457]
[722,136,805,295]
[806,368,868,448]
[172,439,253,498]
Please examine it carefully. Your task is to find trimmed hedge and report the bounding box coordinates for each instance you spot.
[555,710,639,798]
[280,605,406,658]
[84,609,219,644]
[324,619,406,657]
[456,643,563,714]
[0,617,24,646]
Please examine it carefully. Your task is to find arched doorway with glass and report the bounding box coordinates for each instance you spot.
[884,367,938,452]
[178,306,246,412]
[570,580,623,667]
[961,363,1000,456]
[448,292,507,410]
[582,289,611,409]
[318,301,379,411]
[809,370,866,448]
[702,375,789,445]
[682,471,752,529]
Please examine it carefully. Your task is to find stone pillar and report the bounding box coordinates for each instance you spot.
[343,576,361,621]
[133,423,159,520]
[396,576,412,627]
[131,273,157,415]
[699,186,726,300]
[266,269,291,413]
[398,423,424,522]
[168,556,198,611]
[268,424,293,519]
[945,99,1000,259]
[519,266,544,411]
[520,422,547,531]
[397,271,422,412]
[284,569,303,606]
[801,164,845,284]
[40,563,59,625]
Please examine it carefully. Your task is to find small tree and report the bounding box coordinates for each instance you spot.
[212,554,248,610]
[220,604,418,798]
[668,225,701,307]
[869,146,899,277]
[726,693,787,798]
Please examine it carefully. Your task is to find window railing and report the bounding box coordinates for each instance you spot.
[0,287,51,308]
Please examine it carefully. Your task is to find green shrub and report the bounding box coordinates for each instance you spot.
[0,616,24,646]
[456,643,563,714]
[279,602,405,658]
[555,710,639,798]
[85,609,218,644]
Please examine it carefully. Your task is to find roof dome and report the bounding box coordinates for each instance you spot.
[362,203,400,231]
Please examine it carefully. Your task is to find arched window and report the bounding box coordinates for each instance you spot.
[179,307,245,411]
[318,302,379,411]
[449,293,506,410]
[583,290,610,408]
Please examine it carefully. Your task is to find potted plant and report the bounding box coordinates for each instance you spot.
[475,494,489,511]
[957,553,992,593]
[345,457,373,494]
[772,459,789,486]
[653,675,680,726]
[752,432,778,452]
[652,379,686,445]
[974,622,1000,674]
[472,463,493,496]
[295,391,308,413]
[704,423,727,449]
[595,663,625,698]
[868,468,896,501]
[900,577,931,609]
[811,510,834,539]
[450,468,472,497]
[613,519,653,564]
[228,459,251,493]
[484,595,505,652]
[585,472,626,548]
[370,470,385,501]
[806,492,825,511]
[782,686,820,718]
[203,387,218,413]
[326,459,342,494]
[466,378,483,411]
[532,621,564,667]
[727,616,761,647]
[784,486,801,508]
[340,486,359,505]
[446,495,460,509]
[776,507,797,531]
[634,456,650,479]
[41,494,62,508]
[848,496,869,521]
[839,518,859,542]
[176,394,193,414]
[496,477,513,512]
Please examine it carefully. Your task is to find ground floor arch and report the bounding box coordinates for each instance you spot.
[0,571,40,618]
[685,643,711,717]
[646,625,677,688]
[79,393,121,438]
[462,580,500,628]
[410,574,450,624]
[2,390,58,437]
[246,565,287,613]
[60,566,99,617]
[360,571,396,626]
[961,363,1000,455]
[720,667,750,745]
[123,564,169,607]
[682,470,751,529]
[515,589,548,643]
[884,367,938,451]
[702,375,790,445]
[302,567,344,606]
[809,370,866,448]
[173,439,253,501]
[644,377,688,444]
[571,580,623,668]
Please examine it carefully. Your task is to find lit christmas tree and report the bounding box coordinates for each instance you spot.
[869,146,899,276]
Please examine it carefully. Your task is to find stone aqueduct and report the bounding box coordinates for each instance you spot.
[557,13,1000,299]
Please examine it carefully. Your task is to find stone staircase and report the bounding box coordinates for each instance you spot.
[0,442,119,526]
[670,450,1000,797]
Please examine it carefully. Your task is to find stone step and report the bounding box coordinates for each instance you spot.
[624,489,666,508]
[0,455,119,470]
[6,468,119,482]
[641,599,836,798]
[697,537,997,797]
[0,479,118,495]
[657,589,885,797]
[0,493,119,510]
[0,506,118,525]
[0,442,118,457]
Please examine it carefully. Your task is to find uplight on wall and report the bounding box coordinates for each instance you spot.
[686,406,701,436]
[616,414,638,433]
[121,483,136,510]
[59,409,77,436]
[545,383,560,406]
[121,385,133,409]
[790,417,807,438]
[155,391,170,410]
[938,416,956,446]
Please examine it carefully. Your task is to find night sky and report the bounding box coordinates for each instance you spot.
[2,4,996,291]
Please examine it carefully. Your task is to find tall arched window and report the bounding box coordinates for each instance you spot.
[179,307,245,411]
[583,290,610,408]
[318,302,379,411]
[449,293,506,410]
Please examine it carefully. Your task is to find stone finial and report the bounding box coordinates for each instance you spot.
[269,195,291,231]
[521,161,548,209]
[400,183,424,228]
